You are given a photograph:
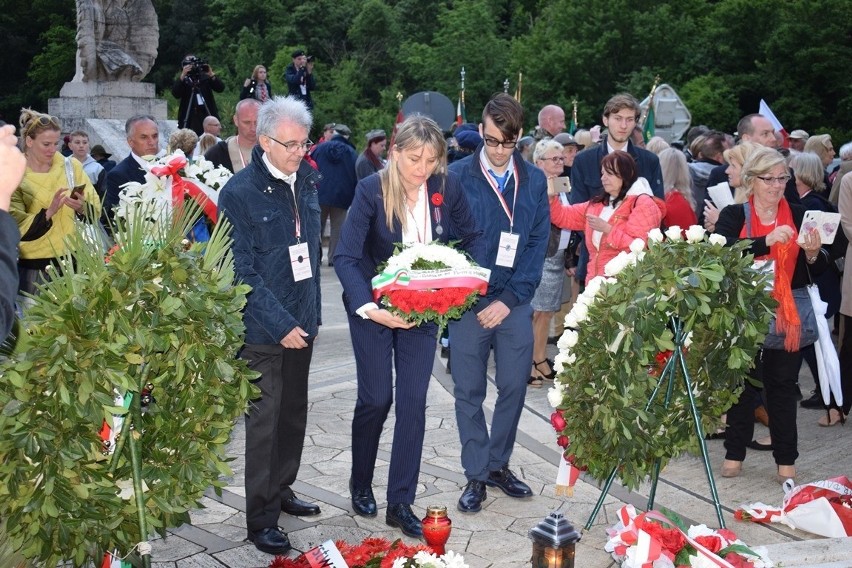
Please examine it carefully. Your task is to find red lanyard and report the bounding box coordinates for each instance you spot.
[480,161,520,232]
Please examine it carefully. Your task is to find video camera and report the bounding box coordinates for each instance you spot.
[182,56,210,78]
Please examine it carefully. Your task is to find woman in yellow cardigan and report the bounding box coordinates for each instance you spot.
[12,109,101,295]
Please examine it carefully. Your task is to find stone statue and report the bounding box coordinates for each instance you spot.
[74,0,158,82]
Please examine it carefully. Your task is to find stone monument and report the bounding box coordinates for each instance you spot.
[48,0,174,158]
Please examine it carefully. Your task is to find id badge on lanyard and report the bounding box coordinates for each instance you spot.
[482,161,520,268]
[289,242,312,281]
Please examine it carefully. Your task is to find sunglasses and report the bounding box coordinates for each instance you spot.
[25,114,60,136]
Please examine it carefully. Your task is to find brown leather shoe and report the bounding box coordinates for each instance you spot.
[754,405,769,427]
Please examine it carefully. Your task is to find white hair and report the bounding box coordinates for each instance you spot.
[256,96,312,139]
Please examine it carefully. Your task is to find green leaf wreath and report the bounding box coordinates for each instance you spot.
[0,204,258,566]
[549,227,776,490]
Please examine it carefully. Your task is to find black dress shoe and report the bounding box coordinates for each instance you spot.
[457,479,487,513]
[349,479,377,517]
[748,439,773,451]
[281,494,321,516]
[247,527,291,555]
[485,465,532,498]
[800,392,823,409]
[386,503,423,538]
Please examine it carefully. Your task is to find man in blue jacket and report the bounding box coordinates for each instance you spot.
[218,96,322,555]
[448,93,550,513]
[311,123,358,265]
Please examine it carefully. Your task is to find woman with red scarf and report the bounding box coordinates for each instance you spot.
[715,146,828,482]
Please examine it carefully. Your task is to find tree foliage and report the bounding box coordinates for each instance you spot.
[1,0,851,150]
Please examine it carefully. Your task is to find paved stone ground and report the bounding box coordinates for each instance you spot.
[147,264,852,568]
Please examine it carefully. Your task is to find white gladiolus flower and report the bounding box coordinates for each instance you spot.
[665,225,683,241]
[685,224,707,243]
[629,238,646,253]
[647,227,664,242]
[708,233,727,246]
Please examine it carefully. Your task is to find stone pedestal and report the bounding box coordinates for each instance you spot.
[48,80,175,160]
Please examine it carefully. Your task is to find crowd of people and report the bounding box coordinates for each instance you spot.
[5,72,851,556]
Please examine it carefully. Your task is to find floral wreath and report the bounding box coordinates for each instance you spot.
[549,226,776,490]
[372,242,490,330]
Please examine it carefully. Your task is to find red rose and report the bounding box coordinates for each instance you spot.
[550,411,567,431]
[694,535,722,553]
[431,192,444,206]
[556,435,570,448]
[723,552,754,568]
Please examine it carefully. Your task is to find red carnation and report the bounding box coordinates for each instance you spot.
[550,411,567,431]
[431,192,444,206]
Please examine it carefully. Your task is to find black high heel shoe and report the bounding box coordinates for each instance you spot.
[534,358,556,380]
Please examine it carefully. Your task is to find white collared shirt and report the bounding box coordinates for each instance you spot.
[262,153,297,196]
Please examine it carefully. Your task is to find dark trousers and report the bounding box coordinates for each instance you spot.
[320,206,348,264]
[449,304,533,480]
[241,341,313,531]
[725,348,802,465]
[348,311,437,504]
[834,314,852,415]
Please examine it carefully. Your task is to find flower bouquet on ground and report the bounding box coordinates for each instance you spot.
[372,242,490,330]
[606,505,773,568]
[269,537,469,568]
[549,226,776,491]
[735,476,852,537]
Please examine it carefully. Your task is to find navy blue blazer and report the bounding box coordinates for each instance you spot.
[333,171,486,316]
[103,155,148,223]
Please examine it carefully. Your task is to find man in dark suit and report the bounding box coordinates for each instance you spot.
[103,115,160,227]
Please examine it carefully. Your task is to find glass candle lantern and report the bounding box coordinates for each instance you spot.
[529,511,581,568]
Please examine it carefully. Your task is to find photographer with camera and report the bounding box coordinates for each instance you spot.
[240,65,273,102]
[284,50,316,111]
[171,53,225,136]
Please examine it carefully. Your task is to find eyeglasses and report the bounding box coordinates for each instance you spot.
[484,136,518,149]
[266,135,313,153]
[756,175,791,185]
[540,156,565,164]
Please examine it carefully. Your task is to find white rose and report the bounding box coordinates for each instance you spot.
[629,238,646,253]
[585,275,606,297]
[647,227,664,242]
[685,224,707,243]
[684,331,693,348]
[708,233,727,246]
[604,251,631,276]
[665,225,683,241]
[572,301,589,322]
[547,384,564,407]
[563,312,578,329]
[562,329,578,348]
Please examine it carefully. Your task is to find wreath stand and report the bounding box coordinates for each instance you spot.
[584,317,726,530]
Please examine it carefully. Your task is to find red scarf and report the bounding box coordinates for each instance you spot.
[740,196,801,351]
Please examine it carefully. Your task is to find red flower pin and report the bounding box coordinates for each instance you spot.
[431,192,444,206]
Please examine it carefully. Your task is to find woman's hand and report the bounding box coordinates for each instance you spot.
[366,308,415,329]
[764,224,795,247]
[703,200,719,231]
[587,214,612,234]
[45,188,66,220]
[244,78,252,87]
[64,190,85,214]
[799,227,822,256]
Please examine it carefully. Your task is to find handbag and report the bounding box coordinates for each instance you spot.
[743,202,818,350]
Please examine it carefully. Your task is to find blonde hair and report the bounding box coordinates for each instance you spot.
[251,65,267,81]
[168,128,198,156]
[658,148,695,209]
[19,107,61,144]
[741,146,787,194]
[197,133,217,155]
[723,141,760,200]
[380,115,447,232]
[789,152,826,192]
[804,134,833,162]
[533,138,563,163]
[645,136,670,155]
